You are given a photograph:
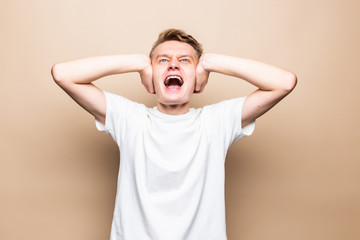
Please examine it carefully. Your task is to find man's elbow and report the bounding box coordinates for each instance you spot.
[51,63,66,85]
[282,72,297,93]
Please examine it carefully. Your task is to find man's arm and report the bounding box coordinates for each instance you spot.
[51,54,153,124]
[199,53,297,127]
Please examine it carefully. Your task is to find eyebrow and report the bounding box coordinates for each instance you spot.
[156,54,194,59]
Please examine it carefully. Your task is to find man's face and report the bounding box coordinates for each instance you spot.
[151,40,198,107]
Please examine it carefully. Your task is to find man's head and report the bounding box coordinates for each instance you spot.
[149,29,203,59]
[149,29,203,113]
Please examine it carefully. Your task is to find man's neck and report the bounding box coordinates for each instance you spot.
[156,102,190,115]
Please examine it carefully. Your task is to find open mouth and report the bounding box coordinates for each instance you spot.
[164,75,184,88]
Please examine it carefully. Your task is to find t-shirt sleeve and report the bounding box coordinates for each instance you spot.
[230,96,255,144]
[95,91,144,145]
[205,96,255,146]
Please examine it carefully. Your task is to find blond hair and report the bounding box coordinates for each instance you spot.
[149,29,203,59]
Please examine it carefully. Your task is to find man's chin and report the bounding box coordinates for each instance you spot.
[155,90,193,106]
[157,97,191,106]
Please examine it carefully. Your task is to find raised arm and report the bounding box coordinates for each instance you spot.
[51,54,153,124]
[200,53,297,127]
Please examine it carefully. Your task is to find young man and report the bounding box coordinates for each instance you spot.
[51,29,297,240]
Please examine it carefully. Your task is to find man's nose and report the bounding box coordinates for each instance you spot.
[168,59,180,70]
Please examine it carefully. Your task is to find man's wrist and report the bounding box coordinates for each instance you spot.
[126,54,150,73]
[201,53,217,73]
[201,54,210,73]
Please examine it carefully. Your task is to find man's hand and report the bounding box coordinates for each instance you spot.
[194,55,210,93]
[138,55,154,94]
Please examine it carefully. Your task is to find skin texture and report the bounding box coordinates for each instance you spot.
[51,40,297,126]
[150,41,208,115]
[201,54,297,126]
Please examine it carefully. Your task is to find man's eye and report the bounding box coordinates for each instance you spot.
[180,59,189,63]
[160,59,168,63]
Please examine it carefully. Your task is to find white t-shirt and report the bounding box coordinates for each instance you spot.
[95,91,255,240]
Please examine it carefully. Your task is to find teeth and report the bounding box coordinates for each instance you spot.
[165,75,183,85]
[166,75,182,81]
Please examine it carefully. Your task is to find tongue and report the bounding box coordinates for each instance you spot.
[167,84,180,89]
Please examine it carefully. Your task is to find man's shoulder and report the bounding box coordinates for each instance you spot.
[103,91,148,109]
[201,97,246,112]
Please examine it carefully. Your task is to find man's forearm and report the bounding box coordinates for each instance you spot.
[202,53,296,92]
[51,54,149,84]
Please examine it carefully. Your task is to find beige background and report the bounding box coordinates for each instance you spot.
[1,0,359,239]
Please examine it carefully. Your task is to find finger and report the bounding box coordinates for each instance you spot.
[194,81,201,93]
[149,82,155,94]
[199,78,209,93]
[146,81,155,94]
[194,82,203,93]
[198,83,205,93]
